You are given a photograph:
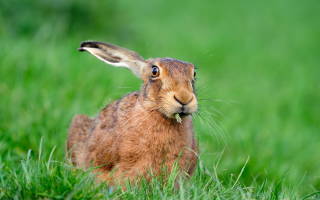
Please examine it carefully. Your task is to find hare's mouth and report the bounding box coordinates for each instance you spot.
[178,112,190,117]
[173,112,191,123]
[169,105,195,119]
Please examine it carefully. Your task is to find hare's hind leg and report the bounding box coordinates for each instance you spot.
[67,114,94,166]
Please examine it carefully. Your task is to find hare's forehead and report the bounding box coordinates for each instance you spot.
[153,58,194,76]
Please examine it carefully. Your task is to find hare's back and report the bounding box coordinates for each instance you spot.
[98,92,140,129]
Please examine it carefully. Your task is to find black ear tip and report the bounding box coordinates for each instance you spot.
[80,41,99,48]
[78,41,98,52]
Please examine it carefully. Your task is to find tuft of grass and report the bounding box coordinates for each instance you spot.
[0,144,298,200]
[0,151,109,199]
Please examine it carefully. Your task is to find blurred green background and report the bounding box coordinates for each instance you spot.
[0,0,319,198]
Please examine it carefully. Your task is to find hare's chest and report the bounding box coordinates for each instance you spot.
[119,127,192,166]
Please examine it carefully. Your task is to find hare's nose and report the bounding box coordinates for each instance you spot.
[174,94,193,106]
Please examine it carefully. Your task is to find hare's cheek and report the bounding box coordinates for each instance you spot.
[147,79,162,98]
[156,93,176,116]
[164,98,183,115]
[142,80,161,100]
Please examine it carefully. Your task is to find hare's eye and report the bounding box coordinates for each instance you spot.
[194,71,196,78]
[151,65,160,77]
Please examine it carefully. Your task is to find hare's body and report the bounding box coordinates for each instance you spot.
[68,41,199,185]
[68,92,197,184]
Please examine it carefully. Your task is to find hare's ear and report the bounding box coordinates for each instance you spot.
[79,41,148,77]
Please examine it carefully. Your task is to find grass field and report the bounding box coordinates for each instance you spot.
[0,0,320,199]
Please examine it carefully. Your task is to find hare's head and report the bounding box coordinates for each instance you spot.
[79,41,198,119]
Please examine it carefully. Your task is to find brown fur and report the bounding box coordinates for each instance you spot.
[68,41,198,186]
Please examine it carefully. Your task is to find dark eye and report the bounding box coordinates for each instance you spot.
[194,71,196,78]
[151,65,160,77]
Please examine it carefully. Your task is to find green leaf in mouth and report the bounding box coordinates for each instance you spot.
[175,113,182,123]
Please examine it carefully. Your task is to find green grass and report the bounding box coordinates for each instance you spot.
[0,142,298,200]
[0,0,320,199]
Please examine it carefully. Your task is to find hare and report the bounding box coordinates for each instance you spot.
[67,41,198,186]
